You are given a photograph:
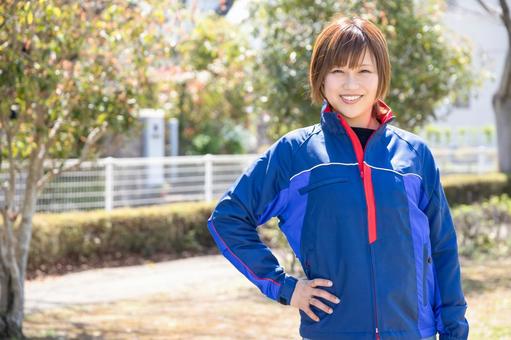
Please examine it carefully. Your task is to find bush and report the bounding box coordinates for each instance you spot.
[28,202,216,276]
[452,194,511,259]
[25,173,511,277]
[442,173,511,206]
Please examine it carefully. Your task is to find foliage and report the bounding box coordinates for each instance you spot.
[442,172,511,205]
[28,202,215,277]
[248,0,478,140]
[453,194,511,259]
[0,0,175,335]
[0,0,173,161]
[168,15,257,154]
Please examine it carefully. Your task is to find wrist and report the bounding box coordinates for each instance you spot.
[277,275,298,305]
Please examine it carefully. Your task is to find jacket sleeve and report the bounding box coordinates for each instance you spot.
[206,136,298,305]
[420,146,469,340]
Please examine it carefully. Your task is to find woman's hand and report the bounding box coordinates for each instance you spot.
[289,278,341,322]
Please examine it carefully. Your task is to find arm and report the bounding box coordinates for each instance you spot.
[420,147,469,340]
[207,137,298,305]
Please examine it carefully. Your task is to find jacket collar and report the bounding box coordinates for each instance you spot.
[320,99,395,135]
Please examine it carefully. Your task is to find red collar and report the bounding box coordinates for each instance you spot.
[323,99,395,125]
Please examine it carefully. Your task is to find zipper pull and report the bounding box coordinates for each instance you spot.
[375,327,380,340]
[360,169,364,179]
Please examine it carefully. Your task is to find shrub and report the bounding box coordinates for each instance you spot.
[442,173,511,206]
[452,194,511,259]
[28,202,216,276]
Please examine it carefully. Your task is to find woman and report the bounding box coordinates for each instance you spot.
[207,15,469,340]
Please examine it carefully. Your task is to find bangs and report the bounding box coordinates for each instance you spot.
[325,27,370,70]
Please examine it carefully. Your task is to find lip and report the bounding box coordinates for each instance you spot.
[340,95,363,104]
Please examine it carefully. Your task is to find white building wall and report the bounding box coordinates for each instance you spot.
[436,0,508,128]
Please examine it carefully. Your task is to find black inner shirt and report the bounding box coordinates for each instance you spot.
[352,127,375,150]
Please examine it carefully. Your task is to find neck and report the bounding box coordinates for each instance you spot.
[344,115,380,129]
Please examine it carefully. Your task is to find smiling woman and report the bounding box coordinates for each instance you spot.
[309,16,391,130]
[207,14,469,340]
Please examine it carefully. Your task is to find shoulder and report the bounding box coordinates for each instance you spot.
[275,124,321,154]
[386,125,439,183]
[386,125,432,159]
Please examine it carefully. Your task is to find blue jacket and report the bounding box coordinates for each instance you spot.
[207,100,469,340]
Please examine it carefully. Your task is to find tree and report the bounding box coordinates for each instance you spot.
[476,0,511,173]
[248,0,477,140]
[0,0,170,336]
[169,15,257,154]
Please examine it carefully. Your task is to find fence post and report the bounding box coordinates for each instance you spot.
[204,154,213,203]
[105,157,114,211]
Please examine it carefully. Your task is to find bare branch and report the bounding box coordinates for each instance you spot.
[37,121,109,190]
[476,0,503,17]
[0,110,19,221]
[45,116,65,149]
[499,0,511,36]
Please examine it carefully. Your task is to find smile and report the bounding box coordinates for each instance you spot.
[340,95,363,104]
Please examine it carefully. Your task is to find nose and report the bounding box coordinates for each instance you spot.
[343,73,359,90]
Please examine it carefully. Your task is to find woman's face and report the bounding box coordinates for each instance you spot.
[322,50,379,127]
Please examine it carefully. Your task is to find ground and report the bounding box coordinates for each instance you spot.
[23,255,511,339]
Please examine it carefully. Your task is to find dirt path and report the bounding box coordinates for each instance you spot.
[23,256,511,339]
[25,255,246,313]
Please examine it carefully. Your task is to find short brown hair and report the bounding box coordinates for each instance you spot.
[309,16,391,104]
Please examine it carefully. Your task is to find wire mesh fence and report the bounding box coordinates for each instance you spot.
[0,147,499,213]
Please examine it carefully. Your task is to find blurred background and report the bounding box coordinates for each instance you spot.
[0,0,510,339]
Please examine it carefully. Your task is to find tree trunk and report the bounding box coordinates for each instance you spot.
[494,96,511,173]
[0,264,24,338]
[0,149,44,338]
[0,225,24,338]
[493,37,511,174]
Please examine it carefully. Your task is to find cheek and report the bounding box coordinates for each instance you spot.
[363,77,379,96]
[323,76,339,92]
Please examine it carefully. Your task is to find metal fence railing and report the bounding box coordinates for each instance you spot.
[432,146,498,175]
[0,147,499,213]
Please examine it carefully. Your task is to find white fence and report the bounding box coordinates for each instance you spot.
[0,147,499,213]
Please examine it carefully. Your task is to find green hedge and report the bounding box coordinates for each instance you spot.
[442,173,511,206]
[28,202,216,275]
[26,173,511,276]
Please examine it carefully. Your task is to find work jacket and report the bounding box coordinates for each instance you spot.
[207,100,469,340]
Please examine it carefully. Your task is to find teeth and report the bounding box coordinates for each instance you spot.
[341,95,362,101]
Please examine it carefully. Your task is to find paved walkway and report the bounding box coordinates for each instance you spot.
[25,255,244,314]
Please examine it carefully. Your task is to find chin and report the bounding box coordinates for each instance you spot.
[338,111,363,119]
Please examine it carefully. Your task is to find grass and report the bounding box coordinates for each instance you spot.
[24,258,511,339]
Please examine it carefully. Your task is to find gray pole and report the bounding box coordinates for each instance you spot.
[168,118,179,183]
[169,118,179,156]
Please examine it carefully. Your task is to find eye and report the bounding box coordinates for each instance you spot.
[360,69,371,73]
[332,69,344,74]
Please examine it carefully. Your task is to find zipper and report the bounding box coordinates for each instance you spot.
[370,245,381,340]
[336,113,386,340]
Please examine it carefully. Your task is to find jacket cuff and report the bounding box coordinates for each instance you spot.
[277,275,298,305]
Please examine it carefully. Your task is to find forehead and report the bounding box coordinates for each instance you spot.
[331,48,376,69]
